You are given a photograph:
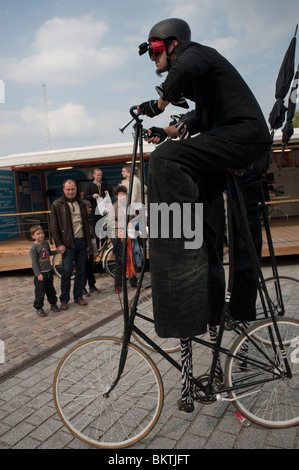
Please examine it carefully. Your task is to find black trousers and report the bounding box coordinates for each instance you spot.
[85,254,96,289]
[33,271,57,309]
[147,132,269,338]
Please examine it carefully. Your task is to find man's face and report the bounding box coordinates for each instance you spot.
[150,40,168,73]
[149,39,177,73]
[93,170,103,183]
[121,168,130,179]
[63,181,77,199]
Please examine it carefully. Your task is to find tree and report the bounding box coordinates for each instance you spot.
[293,110,299,128]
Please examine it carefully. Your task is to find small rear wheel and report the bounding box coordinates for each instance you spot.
[257,276,299,320]
[225,318,299,428]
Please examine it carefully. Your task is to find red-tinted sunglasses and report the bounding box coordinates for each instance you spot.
[139,40,166,58]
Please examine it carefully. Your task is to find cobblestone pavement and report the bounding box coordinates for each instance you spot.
[0,257,299,452]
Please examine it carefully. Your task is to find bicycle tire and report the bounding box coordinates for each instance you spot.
[102,245,116,278]
[225,318,299,428]
[52,253,75,280]
[256,276,299,320]
[131,286,180,354]
[53,337,164,448]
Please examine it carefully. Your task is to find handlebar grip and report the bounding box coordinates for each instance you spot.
[130,106,140,120]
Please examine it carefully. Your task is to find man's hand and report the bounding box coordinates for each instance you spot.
[146,127,168,143]
[146,125,179,144]
[138,97,168,117]
[57,245,66,254]
[138,100,163,117]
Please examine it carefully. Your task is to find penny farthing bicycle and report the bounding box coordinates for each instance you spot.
[53,108,299,449]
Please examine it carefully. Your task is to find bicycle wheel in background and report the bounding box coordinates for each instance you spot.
[225,318,299,428]
[52,253,76,280]
[102,245,116,278]
[131,286,180,354]
[53,337,164,449]
[256,276,299,320]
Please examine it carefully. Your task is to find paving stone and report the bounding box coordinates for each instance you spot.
[234,426,268,449]
[38,430,74,449]
[29,416,63,441]
[204,430,237,449]
[266,427,297,449]
[13,436,41,449]
[1,422,36,446]
[2,405,34,427]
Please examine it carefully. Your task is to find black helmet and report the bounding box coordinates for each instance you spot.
[148,18,191,43]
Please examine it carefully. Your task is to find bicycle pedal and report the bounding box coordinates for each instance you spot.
[194,375,217,404]
[214,375,225,390]
[177,398,194,413]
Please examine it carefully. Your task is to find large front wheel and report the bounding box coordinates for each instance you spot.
[53,337,164,448]
[225,318,299,428]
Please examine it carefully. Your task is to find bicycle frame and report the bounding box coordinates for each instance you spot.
[105,108,292,400]
[259,187,285,315]
[105,107,148,395]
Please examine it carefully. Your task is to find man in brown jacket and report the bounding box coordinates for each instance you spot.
[50,179,91,310]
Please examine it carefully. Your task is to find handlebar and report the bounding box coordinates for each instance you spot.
[119,106,162,141]
[119,106,142,133]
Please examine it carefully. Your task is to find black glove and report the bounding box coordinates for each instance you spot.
[148,127,168,142]
[139,100,163,118]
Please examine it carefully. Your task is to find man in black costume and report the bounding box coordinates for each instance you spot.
[138,18,272,411]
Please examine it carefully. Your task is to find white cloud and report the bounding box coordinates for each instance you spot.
[0,102,130,156]
[32,15,108,51]
[49,103,96,137]
[0,14,129,85]
[49,105,133,143]
[0,103,95,138]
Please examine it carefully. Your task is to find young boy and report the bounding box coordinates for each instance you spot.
[30,225,60,317]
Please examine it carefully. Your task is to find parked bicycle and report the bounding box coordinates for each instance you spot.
[53,108,299,449]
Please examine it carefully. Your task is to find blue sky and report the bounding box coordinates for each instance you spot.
[0,0,298,157]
